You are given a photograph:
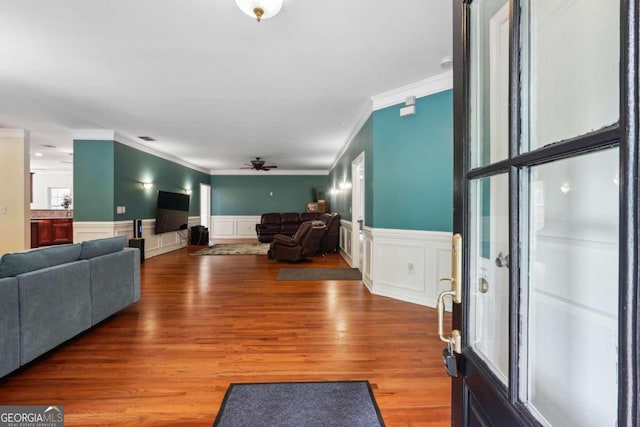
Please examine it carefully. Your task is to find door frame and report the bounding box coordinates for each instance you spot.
[351,152,365,270]
[200,183,211,232]
[451,0,639,425]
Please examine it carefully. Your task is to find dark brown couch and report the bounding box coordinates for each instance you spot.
[268,221,327,262]
[256,212,341,253]
[255,212,323,243]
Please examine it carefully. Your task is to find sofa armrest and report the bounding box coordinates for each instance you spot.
[272,234,297,246]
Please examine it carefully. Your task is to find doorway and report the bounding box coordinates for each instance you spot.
[200,183,211,240]
[351,152,365,271]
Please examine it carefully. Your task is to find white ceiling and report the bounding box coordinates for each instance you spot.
[0,0,452,174]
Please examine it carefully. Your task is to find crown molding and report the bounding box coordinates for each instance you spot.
[329,100,373,172]
[71,129,210,174]
[0,129,28,138]
[210,169,329,176]
[71,129,115,141]
[370,71,453,111]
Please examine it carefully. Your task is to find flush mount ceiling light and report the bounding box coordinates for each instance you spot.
[235,0,283,22]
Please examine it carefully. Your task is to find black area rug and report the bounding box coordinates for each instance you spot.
[212,381,384,427]
[191,243,269,255]
[277,268,362,281]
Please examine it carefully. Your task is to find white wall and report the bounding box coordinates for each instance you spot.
[0,130,30,253]
[30,171,73,209]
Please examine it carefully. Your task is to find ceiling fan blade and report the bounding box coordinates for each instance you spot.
[264,165,278,168]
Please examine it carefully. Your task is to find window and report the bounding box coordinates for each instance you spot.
[50,187,71,209]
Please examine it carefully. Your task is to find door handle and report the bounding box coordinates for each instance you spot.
[437,233,462,354]
[495,251,509,268]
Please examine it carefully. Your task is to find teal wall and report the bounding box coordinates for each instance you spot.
[329,89,453,232]
[373,90,453,231]
[211,175,329,215]
[73,140,115,221]
[327,116,374,223]
[114,143,210,220]
[74,140,209,221]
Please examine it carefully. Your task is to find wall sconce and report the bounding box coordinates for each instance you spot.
[560,182,571,194]
[140,181,153,190]
[183,188,192,195]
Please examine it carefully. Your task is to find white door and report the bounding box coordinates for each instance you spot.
[200,183,211,237]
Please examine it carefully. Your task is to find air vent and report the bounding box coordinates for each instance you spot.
[39,144,57,148]
[138,136,156,142]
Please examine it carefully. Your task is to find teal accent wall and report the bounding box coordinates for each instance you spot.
[373,90,453,231]
[74,140,210,221]
[211,175,329,215]
[327,116,373,223]
[328,89,453,232]
[113,143,210,220]
[73,140,115,221]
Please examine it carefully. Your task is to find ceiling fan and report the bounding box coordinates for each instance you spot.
[241,157,278,171]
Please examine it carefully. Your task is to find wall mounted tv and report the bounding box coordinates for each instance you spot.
[154,190,190,234]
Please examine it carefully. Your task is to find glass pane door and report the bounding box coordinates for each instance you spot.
[520,148,619,426]
[524,0,620,151]
[469,0,509,168]
[469,174,509,384]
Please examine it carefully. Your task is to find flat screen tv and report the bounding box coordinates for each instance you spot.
[154,190,190,234]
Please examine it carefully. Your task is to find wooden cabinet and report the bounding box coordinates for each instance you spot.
[31,219,73,248]
[305,201,327,213]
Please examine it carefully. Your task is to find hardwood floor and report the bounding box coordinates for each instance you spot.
[0,243,451,426]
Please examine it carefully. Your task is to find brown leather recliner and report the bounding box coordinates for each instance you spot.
[319,213,341,253]
[268,222,327,262]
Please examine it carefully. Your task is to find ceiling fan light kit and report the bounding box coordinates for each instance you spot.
[235,0,283,22]
[241,157,278,171]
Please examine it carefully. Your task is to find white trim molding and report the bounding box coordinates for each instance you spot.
[211,215,261,239]
[339,219,353,265]
[73,216,200,260]
[370,71,454,111]
[362,226,373,290]
[210,170,328,176]
[340,227,453,308]
[330,100,373,172]
[71,130,209,174]
[0,129,28,138]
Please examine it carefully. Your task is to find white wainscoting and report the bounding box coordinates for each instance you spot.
[339,219,353,265]
[336,222,452,308]
[73,217,200,260]
[211,215,261,239]
[367,228,452,308]
[362,227,373,289]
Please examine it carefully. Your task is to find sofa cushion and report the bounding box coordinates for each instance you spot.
[18,260,92,365]
[0,244,82,279]
[79,236,126,260]
[89,249,139,325]
[0,277,20,378]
